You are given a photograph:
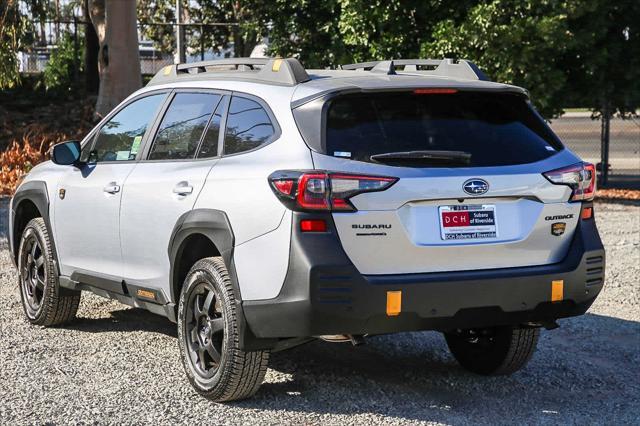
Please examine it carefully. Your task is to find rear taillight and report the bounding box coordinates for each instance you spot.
[269,170,398,212]
[543,162,596,202]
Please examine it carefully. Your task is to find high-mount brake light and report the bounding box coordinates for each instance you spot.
[268,171,398,212]
[543,162,596,202]
[413,88,458,95]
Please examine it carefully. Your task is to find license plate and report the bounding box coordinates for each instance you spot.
[439,204,497,240]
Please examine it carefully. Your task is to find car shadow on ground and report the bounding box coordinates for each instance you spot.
[64,307,639,423]
[234,312,640,423]
[66,307,178,338]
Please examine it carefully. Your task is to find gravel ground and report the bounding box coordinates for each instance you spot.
[1,202,638,425]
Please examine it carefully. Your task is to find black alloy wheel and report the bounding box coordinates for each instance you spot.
[20,232,46,317]
[177,257,270,401]
[184,281,225,378]
[18,217,80,326]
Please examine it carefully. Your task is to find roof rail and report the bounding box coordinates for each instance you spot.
[147,57,311,86]
[341,59,489,81]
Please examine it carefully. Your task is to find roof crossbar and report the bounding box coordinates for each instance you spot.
[147,57,311,87]
[341,58,489,81]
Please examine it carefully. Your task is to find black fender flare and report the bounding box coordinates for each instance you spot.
[11,180,60,273]
[168,209,236,298]
[167,208,277,350]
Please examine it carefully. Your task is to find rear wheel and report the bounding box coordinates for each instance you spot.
[18,217,81,326]
[177,257,269,402]
[444,326,540,375]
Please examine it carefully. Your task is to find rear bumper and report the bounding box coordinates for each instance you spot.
[243,207,605,339]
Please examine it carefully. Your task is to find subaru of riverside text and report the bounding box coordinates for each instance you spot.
[10,58,605,401]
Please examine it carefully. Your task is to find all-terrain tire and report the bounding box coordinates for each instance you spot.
[177,257,270,402]
[444,326,540,375]
[18,217,81,326]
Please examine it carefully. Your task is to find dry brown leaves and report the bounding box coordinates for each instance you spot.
[0,125,54,194]
[596,188,640,201]
[0,98,95,195]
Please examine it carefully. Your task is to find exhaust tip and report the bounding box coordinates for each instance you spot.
[317,334,367,345]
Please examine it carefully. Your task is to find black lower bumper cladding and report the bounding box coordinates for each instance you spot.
[243,208,605,339]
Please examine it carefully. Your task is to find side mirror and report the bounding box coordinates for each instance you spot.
[51,140,82,166]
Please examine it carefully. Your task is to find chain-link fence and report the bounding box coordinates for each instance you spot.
[550,113,640,181]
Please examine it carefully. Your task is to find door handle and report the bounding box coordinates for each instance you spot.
[173,182,194,195]
[103,183,120,194]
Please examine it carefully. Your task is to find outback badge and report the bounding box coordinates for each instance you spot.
[551,222,566,236]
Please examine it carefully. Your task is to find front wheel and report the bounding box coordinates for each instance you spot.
[18,217,81,326]
[444,326,540,375]
[177,257,270,402]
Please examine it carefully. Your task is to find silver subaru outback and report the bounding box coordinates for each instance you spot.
[10,58,605,401]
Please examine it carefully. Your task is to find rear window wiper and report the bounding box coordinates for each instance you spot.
[370,150,472,167]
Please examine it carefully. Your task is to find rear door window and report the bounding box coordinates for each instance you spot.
[197,96,228,158]
[325,91,562,167]
[223,96,275,155]
[148,92,221,160]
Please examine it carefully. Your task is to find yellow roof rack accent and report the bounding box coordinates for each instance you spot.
[147,57,310,87]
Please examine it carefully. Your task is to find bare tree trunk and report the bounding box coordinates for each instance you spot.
[54,0,60,43]
[39,20,46,45]
[89,0,141,118]
[230,2,257,57]
[83,0,99,95]
[175,0,185,63]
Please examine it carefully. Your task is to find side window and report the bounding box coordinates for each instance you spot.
[197,96,227,158]
[223,96,275,155]
[148,93,221,160]
[91,94,165,162]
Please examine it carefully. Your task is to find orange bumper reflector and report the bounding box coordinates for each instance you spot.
[386,291,402,316]
[551,280,564,302]
[581,207,593,220]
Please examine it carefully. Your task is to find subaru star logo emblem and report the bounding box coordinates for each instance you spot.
[463,179,489,196]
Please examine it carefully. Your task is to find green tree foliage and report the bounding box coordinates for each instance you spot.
[43,31,82,95]
[421,0,570,117]
[337,0,471,63]
[266,0,346,67]
[138,0,268,58]
[3,0,637,119]
[266,0,473,68]
[137,0,176,54]
[338,0,426,62]
[562,0,640,117]
[0,0,30,89]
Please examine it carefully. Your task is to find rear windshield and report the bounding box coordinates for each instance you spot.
[325,91,562,167]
